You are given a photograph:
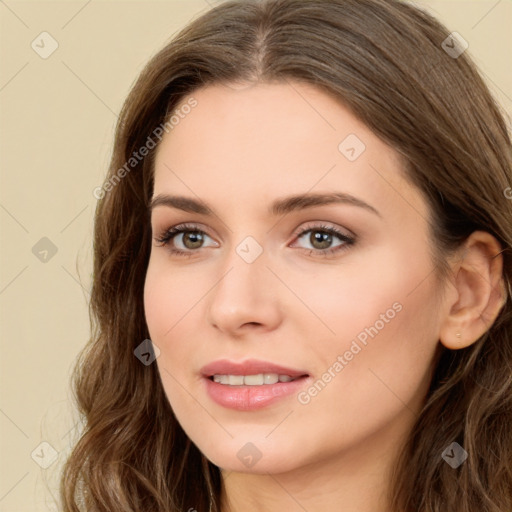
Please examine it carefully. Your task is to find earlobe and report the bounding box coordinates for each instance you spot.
[439,231,506,350]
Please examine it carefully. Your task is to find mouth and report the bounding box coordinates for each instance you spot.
[209,373,303,385]
[200,359,310,411]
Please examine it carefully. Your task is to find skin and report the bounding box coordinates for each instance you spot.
[143,81,505,512]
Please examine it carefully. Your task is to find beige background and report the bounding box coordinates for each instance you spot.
[0,1,511,510]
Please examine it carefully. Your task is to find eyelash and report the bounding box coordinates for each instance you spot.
[154,222,356,259]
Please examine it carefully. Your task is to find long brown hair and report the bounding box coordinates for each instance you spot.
[60,0,512,510]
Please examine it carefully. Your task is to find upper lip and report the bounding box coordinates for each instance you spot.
[200,359,309,378]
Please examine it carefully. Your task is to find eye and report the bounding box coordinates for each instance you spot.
[290,223,355,257]
[154,223,218,257]
[154,221,356,258]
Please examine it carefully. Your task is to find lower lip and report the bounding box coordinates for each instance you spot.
[204,376,309,411]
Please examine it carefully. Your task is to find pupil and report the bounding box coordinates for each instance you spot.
[311,231,332,249]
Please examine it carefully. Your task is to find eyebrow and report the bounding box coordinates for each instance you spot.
[149,192,381,218]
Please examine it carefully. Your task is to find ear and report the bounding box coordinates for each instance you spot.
[439,231,507,350]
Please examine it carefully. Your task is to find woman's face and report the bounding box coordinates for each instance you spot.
[144,81,451,474]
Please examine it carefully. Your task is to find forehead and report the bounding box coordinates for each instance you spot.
[156,81,367,173]
[152,82,427,222]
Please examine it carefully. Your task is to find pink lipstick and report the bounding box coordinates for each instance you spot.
[200,359,310,411]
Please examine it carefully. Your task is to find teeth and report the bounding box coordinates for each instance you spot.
[212,373,297,386]
[228,375,244,386]
[264,373,279,384]
[244,374,264,385]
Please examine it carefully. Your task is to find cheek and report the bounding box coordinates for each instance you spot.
[286,241,435,351]
[143,255,221,397]
[143,256,205,341]
[143,262,201,411]
[296,244,442,425]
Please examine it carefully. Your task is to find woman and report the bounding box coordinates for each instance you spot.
[60,0,512,510]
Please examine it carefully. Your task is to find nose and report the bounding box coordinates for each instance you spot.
[206,244,283,336]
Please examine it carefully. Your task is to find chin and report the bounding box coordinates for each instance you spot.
[210,451,300,475]
[192,435,303,474]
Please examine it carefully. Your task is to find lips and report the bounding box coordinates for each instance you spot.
[200,358,310,411]
[200,359,308,379]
